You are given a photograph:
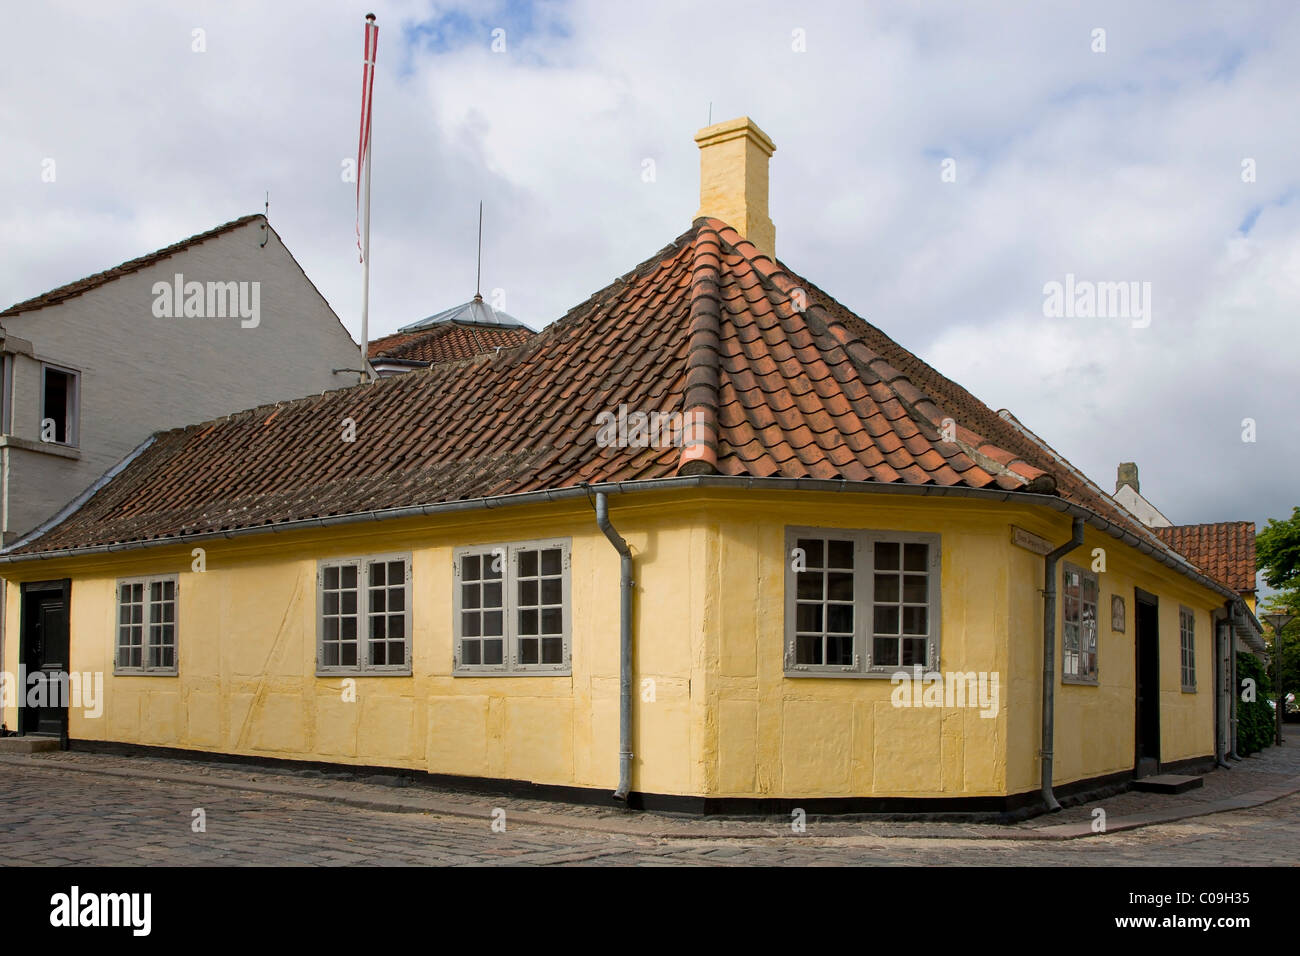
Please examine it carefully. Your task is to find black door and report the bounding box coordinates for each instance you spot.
[1134,589,1160,776]
[19,581,71,739]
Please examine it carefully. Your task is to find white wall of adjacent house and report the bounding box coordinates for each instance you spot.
[0,217,361,542]
[1113,484,1174,529]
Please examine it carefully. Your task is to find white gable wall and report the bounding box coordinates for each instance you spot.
[1,217,361,540]
[1113,484,1173,529]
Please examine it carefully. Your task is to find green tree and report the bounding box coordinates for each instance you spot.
[1236,652,1274,755]
[1257,507,1300,735]
[1257,506,1300,592]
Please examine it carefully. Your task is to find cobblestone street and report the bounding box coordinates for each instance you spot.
[0,741,1297,865]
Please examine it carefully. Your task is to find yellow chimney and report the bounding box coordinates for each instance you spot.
[694,116,776,258]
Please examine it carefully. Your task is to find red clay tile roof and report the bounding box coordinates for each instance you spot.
[369,322,535,365]
[795,276,1192,558]
[1,214,263,318]
[10,217,1180,557]
[1152,522,1257,593]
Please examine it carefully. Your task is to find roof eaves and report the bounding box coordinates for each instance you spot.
[0,476,1244,602]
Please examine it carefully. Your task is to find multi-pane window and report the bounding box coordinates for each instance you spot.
[792,536,855,667]
[1180,606,1196,691]
[871,540,935,668]
[116,576,177,674]
[457,551,504,666]
[454,539,570,674]
[317,554,410,674]
[785,528,940,676]
[1061,563,1098,683]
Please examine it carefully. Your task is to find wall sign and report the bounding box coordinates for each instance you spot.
[1112,594,1126,633]
[1011,526,1052,556]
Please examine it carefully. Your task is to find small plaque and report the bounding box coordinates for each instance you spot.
[1112,594,1126,633]
[1011,525,1052,556]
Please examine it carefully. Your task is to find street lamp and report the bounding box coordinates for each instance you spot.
[1262,611,1294,746]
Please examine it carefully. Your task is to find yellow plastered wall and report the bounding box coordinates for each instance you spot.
[701,491,1220,799]
[704,492,1014,799]
[1,488,1224,800]
[1002,513,1220,793]
[1,494,710,797]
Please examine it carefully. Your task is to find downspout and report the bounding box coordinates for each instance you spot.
[1227,601,1241,760]
[1041,516,1084,811]
[594,491,634,800]
[1213,604,1229,768]
[1,367,10,708]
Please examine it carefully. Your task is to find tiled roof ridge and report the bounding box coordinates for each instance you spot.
[538,226,702,342]
[700,218,1051,492]
[678,222,724,474]
[1,213,264,317]
[777,275,1169,542]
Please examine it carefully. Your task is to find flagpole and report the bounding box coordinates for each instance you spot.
[359,12,377,385]
[360,108,372,384]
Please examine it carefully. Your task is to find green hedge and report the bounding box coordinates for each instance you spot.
[1236,652,1275,756]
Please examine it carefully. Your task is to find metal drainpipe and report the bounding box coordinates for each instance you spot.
[1227,602,1241,760]
[595,492,634,800]
[1,443,8,687]
[1215,603,1233,768]
[1041,516,1084,811]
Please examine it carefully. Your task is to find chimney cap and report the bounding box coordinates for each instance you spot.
[694,116,776,155]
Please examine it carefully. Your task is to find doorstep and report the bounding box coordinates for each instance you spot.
[0,737,60,754]
[1132,774,1204,794]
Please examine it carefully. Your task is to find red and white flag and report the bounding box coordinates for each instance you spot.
[356,14,378,262]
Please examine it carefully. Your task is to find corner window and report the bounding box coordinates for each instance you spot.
[784,528,940,677]
[116,575,178,674]
[454,539,570,674]
[1062,563,1099,683]
[317,554,411,674]
[40,363,79,446]
[1180,606,1196,691]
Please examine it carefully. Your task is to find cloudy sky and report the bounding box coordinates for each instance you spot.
[3,0,1297,539]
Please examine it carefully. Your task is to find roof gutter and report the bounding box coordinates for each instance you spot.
[0,476,1244,602]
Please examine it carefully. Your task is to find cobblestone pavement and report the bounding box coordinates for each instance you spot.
[0,751,1296,865]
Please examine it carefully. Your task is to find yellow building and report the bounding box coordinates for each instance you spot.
[0,119,1253,815]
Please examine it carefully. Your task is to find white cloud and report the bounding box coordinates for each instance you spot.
[2,0,1296,526]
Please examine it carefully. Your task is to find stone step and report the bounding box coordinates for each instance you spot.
[1132,773,1204,794]
[0,737,60,754]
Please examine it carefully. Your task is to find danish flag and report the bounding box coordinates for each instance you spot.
[356,14,378,262]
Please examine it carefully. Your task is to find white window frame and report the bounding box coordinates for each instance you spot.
[115,574,179,675]
[316,552,412,676]
[453,538,572,676]
[39,361,80,447]
[1061,562,1099,684]
[783,527,941,679]
[1180,605,1197,692]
